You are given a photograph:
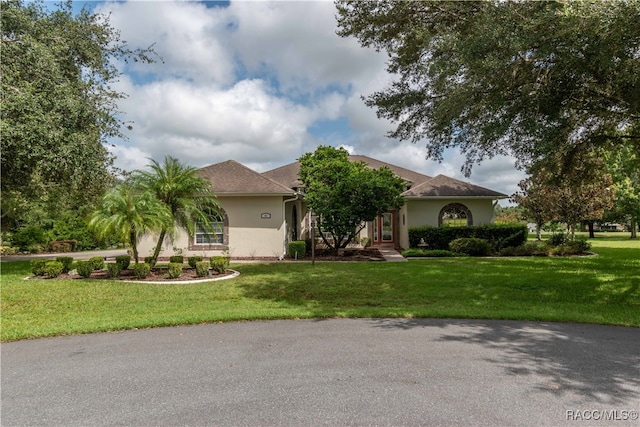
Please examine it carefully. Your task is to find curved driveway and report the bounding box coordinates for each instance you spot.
[2,319,639,426]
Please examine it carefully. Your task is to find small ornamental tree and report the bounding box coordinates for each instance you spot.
[298,146,405,253]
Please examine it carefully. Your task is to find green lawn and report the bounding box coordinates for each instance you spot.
[1,235,638,341]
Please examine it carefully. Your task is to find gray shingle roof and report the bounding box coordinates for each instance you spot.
[262,155,433,189]
[198,160,295,195]
[402,174,507,198]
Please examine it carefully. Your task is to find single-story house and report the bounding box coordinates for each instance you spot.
[137,155,507,258]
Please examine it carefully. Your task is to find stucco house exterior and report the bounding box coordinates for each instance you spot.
[137,155,507,259]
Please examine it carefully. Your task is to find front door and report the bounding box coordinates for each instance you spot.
[373,212,394,245]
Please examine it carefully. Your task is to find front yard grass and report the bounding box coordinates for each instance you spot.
[1,235,638,341]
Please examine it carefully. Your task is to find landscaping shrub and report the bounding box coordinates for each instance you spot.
[144,256,156,267]
[167,263,182,279]
[133,263,151,279]
[551,238,592,256]
[188,256,203,268]
[195,261,210,277]
[402,249,457,257]
[55,256,74,273]
[12,226,48,252]
[449,238,493,256]
[44,261,64,278]
[169,255,184,264]
[0,246,18,255]
[48,240,78,253]
[31,259,48,276]
[408,224,527,250]
[115,255,131,270]
[76,261,93,278]
[27,244,44,254]
[499,241,549,257]
[89,256,104,270]
[549,233,567,246]
[107,263,122,278]
[210,256,229,273]
[287,240,306,259]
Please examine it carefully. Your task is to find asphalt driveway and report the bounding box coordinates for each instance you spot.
[2,319,639,426]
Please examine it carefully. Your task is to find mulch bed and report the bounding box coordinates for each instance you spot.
[31,267,235,282]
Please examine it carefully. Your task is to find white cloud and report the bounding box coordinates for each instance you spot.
[94,0,522,197]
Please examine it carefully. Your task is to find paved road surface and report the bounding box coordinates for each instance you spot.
[2,319,639,426]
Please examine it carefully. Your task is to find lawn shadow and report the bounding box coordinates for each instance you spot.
[369,318,640,405]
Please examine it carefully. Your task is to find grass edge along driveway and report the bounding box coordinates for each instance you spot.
[1,237,638,341]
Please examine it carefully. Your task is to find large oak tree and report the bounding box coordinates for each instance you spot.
[1,0,158,230]
[336,0,640,176]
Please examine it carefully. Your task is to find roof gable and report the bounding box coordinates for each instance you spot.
[402,174,507,198]
[262,155,432,189]
[198,160,295,195]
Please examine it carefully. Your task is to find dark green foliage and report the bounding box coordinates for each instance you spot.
[55,257,74,273]
[167,263,182,279]
[549,233,567,246]
[144,256,156,267]
[210,256,229,273]
[107,263,122,279]
[188,256,203,268]
[115,255,131,270]
[44,261,63,278]
[195,261,209,277]
[449,238,493,257]
[551,238,592,256]
[499,241,550,257]
[76,261,93,278]
[169,255,184,264]
[30,259,48,276]
[298,146,405,252]
[408,224,527,250]
[1,0,158,230]
[287,241,306,259]
[336,1,640,175]
[12,226,48,252]
[133,263,151,279]
[89,257,104,271]
[402,249,456,258]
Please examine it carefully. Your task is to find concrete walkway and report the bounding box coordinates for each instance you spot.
[377,246,408,262]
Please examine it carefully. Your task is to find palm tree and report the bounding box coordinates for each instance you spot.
[89,184,171,263]
[131,156,220,265]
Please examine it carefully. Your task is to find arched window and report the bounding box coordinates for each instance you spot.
[190,208,228,249]
[439,203,472,227]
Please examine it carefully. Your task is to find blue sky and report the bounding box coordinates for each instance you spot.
[56,0,524,199]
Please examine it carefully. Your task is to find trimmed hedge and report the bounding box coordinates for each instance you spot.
[48,240,78,253]
[210,256,229,273]
[169,255,184,264]
[167,262,182,279]
[188,256,204,268]
[115,255,131,270]
[107,263,122,278]
[55,256,74,273]
[44,261,64,278]
[402,249,457,258]
[76,260,93,278]
[195,261,209,277]
[133,263,151,279]
[89,256,104,271]
[287,240,306,259]
[408,223,527,251]
[449,238,493,256]
[31,259,48,276]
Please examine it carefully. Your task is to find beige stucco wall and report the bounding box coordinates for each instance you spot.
[400,198,496,249]
[137,195,292,259]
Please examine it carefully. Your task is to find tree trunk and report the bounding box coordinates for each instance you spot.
[587,221,595,238]
[151,228,167,265]
[130,230,139,264]
[631,218,638,239]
